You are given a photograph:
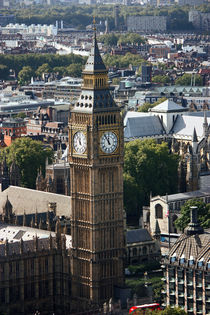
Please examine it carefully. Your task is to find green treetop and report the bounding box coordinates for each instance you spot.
[2,137,53,189]
[175,199,210,231]
[124,139,179,218]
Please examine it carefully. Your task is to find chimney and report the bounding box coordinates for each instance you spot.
[185,206,204,236]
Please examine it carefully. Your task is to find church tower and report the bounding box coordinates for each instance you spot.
[69,30,125,310]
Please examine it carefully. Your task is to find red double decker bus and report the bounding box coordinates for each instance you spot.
[129,303,161,314]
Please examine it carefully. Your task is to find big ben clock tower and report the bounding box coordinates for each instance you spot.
[69,30,125,310]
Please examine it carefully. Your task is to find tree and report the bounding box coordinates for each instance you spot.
[99,33,119,46]
[175,73,203,86]
[124,139,179,218]
[18,66,34,85]
[152,75,170,84]
[14,112,27,119]
[66,63,83,77]
[0,64,9,80]
[36,63,51,78]
[138,102,154,113]
[138,97,167,113]
[151,306,187,315]
[2,138,53,189]
[175,199,210,232]
[118,33,146,46]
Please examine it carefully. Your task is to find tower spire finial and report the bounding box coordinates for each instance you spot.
[93,16,96,33]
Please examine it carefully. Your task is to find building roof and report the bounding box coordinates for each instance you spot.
[153,187,210,203]
[83,33,107,73]
[0,186,71,217]
[0,223,72,255]
[168,229,210,265]
[171,113,210,138]
[124,115,164,139]
[151,99,185,113]
[126,228,153,244]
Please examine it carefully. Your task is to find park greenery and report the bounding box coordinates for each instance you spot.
[175,73,203,86]
[124,139,179,219]
[175,199,210,231]
[0,53,86,81]
[99,33,146,47]
[2,138,53,189]
[2,4,209,31]
[152,75,171,85]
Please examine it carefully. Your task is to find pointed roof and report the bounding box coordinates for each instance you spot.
[151,99,186,113]
[192,127,198,142]
[83,33,107,73]
[154,220,161,236]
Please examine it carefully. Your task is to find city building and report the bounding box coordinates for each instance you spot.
[1,23,58,36]
[189,10,210,32]
[68,31,125,310]
[162,206,210,315]
[126,228,161,265]
[0,93,54,117]
[0,223,71,315]
[141,63,152,83]
[127,16,167,33]
[124,101,210,192]
[36,161,70,196]
[176,0,206,6]
[0,118,26,146]
[146,185,210,237]
[42,77,82,101]
[149,44,170,58]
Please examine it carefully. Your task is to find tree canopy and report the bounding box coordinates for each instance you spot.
[5,4,209,31]
[175,198,210,231]
[124,139,179,218]
[175,73,203,86]
[0,53,86,81]
[2,137,53,189]
[152,75,170,85]
[103,52,144,69]
[138,97,167,112]
[151,307,187,315]
[18,66,34,85]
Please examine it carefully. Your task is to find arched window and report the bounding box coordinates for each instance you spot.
[155,204,163,219]
[143,246,147,255]
[133,248,137,256]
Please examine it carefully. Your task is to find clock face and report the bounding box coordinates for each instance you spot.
[73,131,87,154]
[100,131,118,154]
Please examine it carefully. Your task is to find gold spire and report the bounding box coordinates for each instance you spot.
[93,16,96,32]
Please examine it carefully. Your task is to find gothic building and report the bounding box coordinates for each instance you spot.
[124,100,210,192]
[36,160,70,196]
[0,223,71,315]
[68,31,125,310]
[0,157,20,192]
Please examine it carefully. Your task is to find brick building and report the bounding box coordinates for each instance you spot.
[0,118,26,146]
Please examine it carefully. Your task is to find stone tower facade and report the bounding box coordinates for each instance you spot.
[69,32,125,310]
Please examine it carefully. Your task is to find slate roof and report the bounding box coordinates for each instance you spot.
[169,229,210,265]
[0,186,71,217]
[124,115,164,139]
[0,223,72,255]
[83,33,107,73]
[171,114,210,138]
[126,229,153,244]
[151,99,186,113]
[154,186,210,203]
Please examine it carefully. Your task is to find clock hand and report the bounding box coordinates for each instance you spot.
[105,135,111,145]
